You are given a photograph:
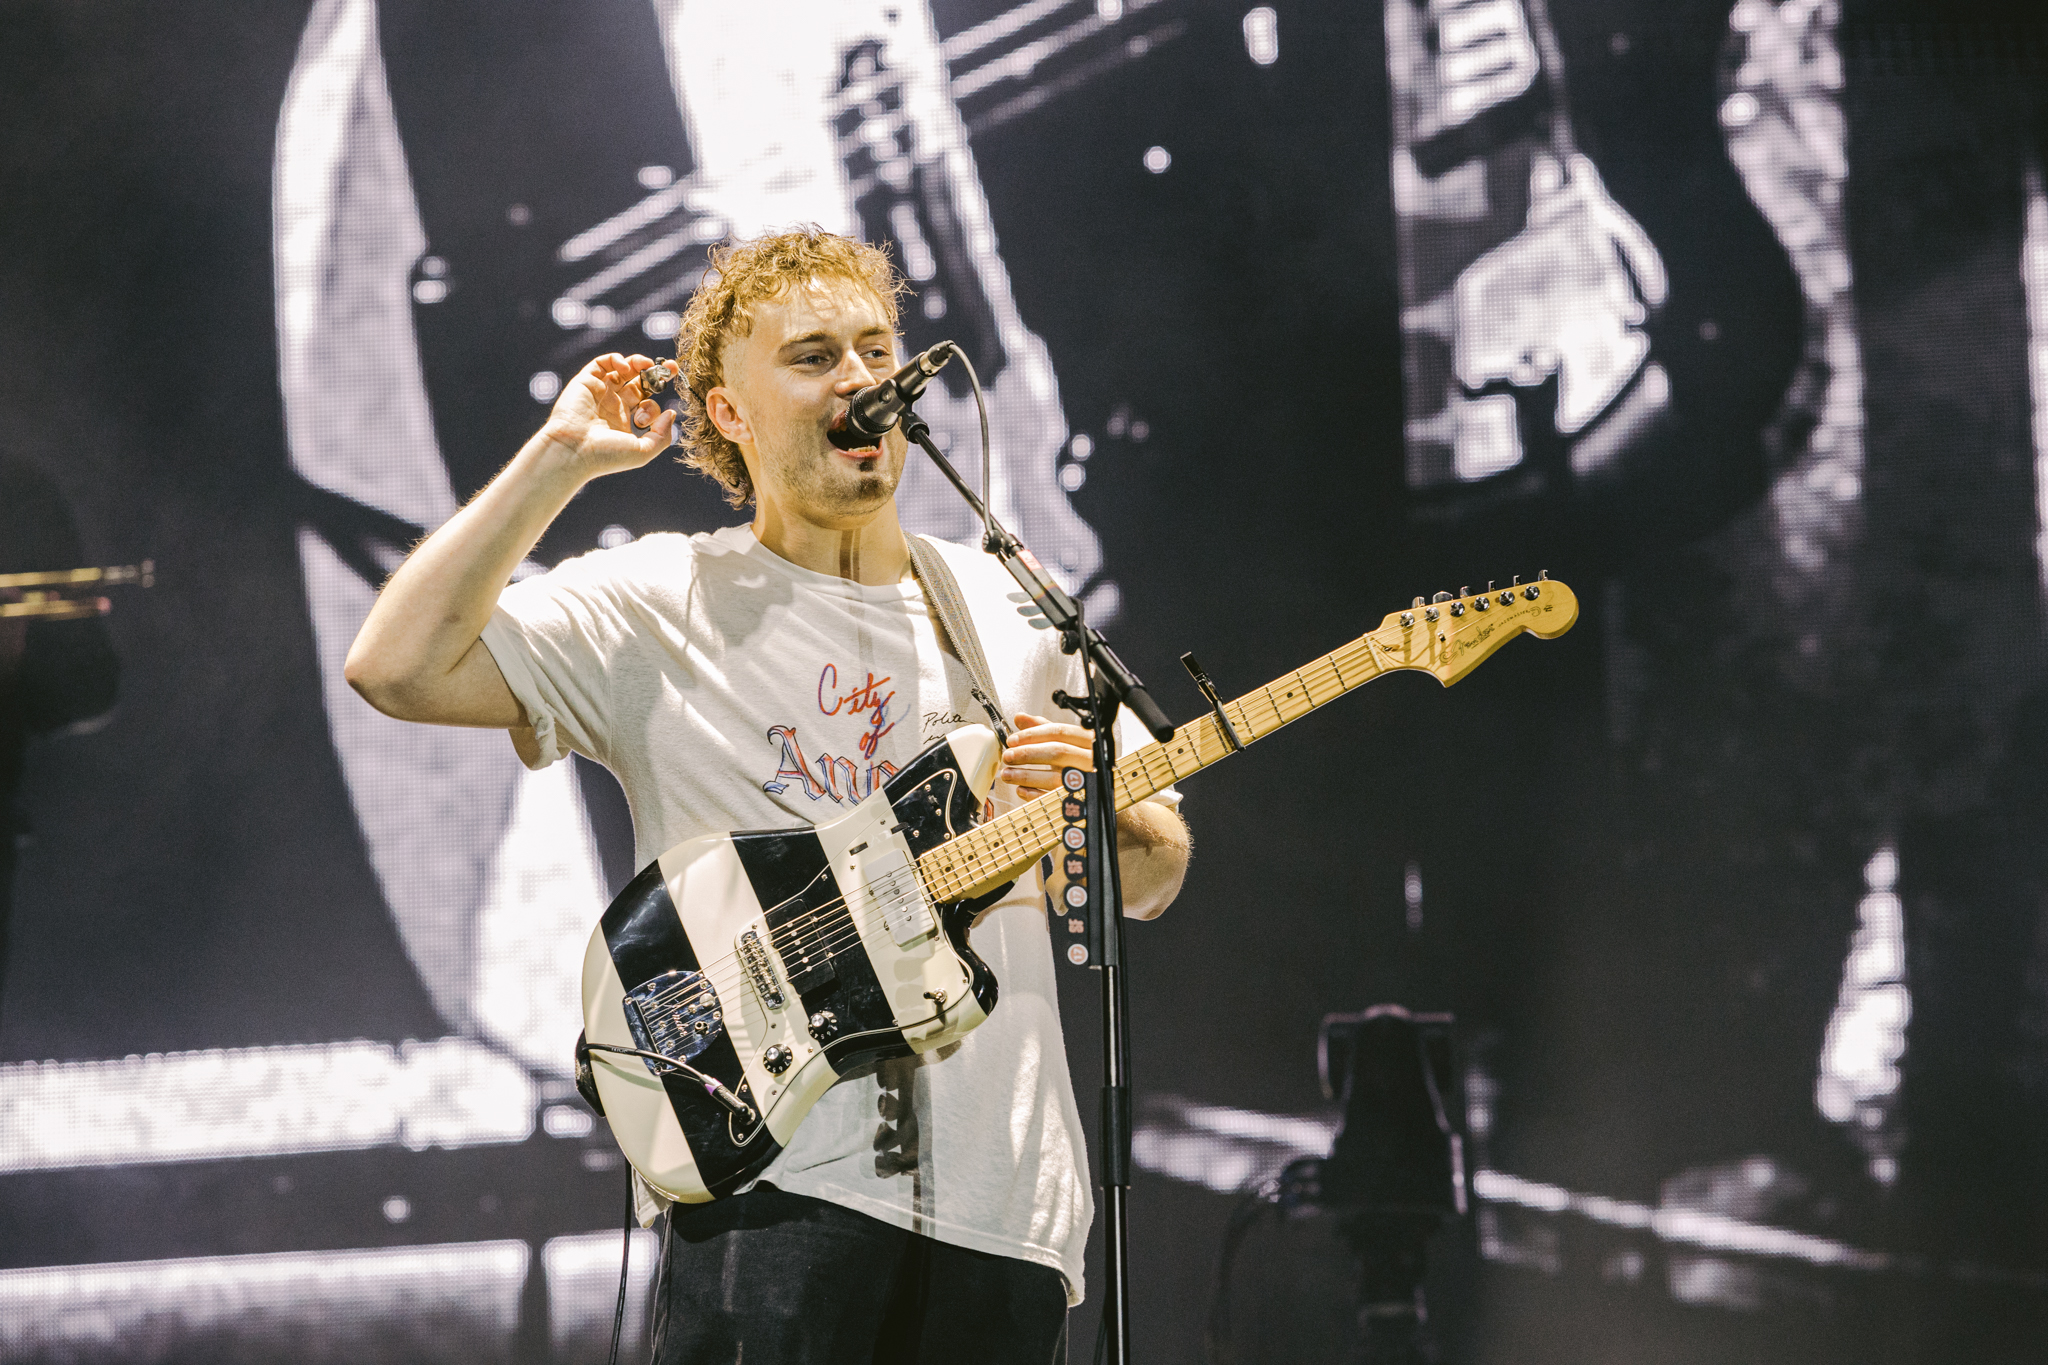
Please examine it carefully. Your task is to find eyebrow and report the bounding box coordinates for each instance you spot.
[778,327,893,353]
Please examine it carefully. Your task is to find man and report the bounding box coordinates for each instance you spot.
[345,228,1190,1362]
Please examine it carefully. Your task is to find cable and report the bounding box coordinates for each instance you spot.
[952,348,995,554]
[581,1042,759,1125]
[1203,1174,1287,1365]
[605,1170,634,1365]
[649,1207,676,1363]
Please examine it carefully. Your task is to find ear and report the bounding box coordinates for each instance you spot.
[705,385,752,447]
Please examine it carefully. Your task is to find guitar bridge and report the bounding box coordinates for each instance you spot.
[737,928,787,1009]
[620,969,724,1074]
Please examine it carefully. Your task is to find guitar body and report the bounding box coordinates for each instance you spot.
[581,725,1009,1202]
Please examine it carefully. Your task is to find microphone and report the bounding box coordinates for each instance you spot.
[827,341,957,450]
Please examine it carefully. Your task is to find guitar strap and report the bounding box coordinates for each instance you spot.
[905,534,1014,745]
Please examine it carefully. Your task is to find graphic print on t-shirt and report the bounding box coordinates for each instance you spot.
[761,660,907,805]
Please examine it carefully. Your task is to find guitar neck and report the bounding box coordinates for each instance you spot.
[916,631,1390,902]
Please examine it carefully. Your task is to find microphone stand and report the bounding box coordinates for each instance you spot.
[898,408,1172,1365]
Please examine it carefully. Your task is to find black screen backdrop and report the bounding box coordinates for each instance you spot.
[3,1,2047,1361]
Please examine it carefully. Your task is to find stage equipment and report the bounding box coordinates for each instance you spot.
[1208,1007,1466,1365]
[0,561,153,620]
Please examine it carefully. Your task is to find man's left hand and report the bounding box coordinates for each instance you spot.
[999,712,1095,794]
[1001,712,1191,920]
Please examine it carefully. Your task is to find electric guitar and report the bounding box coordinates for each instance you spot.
[580,577,1579,1202]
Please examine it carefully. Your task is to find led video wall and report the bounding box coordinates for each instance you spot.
[4,1,2048,1361]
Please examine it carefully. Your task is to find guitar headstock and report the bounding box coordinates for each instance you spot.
[1368,575,1579,686]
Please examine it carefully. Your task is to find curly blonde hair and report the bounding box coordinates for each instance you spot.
[673,228,908,507]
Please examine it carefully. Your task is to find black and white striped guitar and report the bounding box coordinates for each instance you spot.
[580,577,1579,1201]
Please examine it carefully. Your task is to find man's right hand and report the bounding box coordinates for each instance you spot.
[346,352,680,730]
[539,353,680,482]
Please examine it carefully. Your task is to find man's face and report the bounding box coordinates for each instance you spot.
[711,276,906,528]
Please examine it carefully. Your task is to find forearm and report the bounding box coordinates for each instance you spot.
[344,427,583,723]
[1115,802,1190,921]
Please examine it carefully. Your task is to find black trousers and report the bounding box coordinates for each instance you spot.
[655,1183,1068,1365]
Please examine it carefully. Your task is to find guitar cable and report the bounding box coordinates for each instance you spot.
[582,1041,758,1123]
[605,1168,634,1365]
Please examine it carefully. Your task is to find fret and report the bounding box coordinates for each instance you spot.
[1155,740,1185,783]
[1303,659,1342,706]
[1226,701,1255,745]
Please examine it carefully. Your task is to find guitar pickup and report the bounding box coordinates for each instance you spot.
[859,850,934,947]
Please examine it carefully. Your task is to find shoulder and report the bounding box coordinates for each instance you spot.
[917,534,1025,609]
[509,527,731,600]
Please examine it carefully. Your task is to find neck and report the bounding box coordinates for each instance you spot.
[751,496,912,587]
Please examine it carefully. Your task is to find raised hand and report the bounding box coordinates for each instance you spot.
[541,353,680,481]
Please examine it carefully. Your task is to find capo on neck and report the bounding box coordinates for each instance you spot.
[1180,653,1244,753]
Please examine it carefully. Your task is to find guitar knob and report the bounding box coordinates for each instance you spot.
[1474,595,1491,611]
[1499,591,1515,607]
[1524,585,1541,599]
[1400,613,1415,628]
[763,1044,793,1075]
[807,1009,839,1043]
[1450,601,1465,617]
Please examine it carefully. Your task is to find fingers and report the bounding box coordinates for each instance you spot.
[1007,713,1093,748]
[1002,711,1093,792]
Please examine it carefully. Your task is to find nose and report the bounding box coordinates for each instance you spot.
[831,348,877,395]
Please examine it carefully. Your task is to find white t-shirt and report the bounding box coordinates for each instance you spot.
[480,525,1173,1305]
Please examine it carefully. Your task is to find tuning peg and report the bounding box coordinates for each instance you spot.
[1459,586,1470,598]
[1432,591,1452,604]
[1539,569,1549,579]
[1413,596,1425,607]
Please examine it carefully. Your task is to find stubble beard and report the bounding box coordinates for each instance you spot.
[763,429,904,520]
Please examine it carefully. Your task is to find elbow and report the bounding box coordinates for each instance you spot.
[343,641,412,719]
[1123,847,1189,920]
[1116,807,1191,921]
